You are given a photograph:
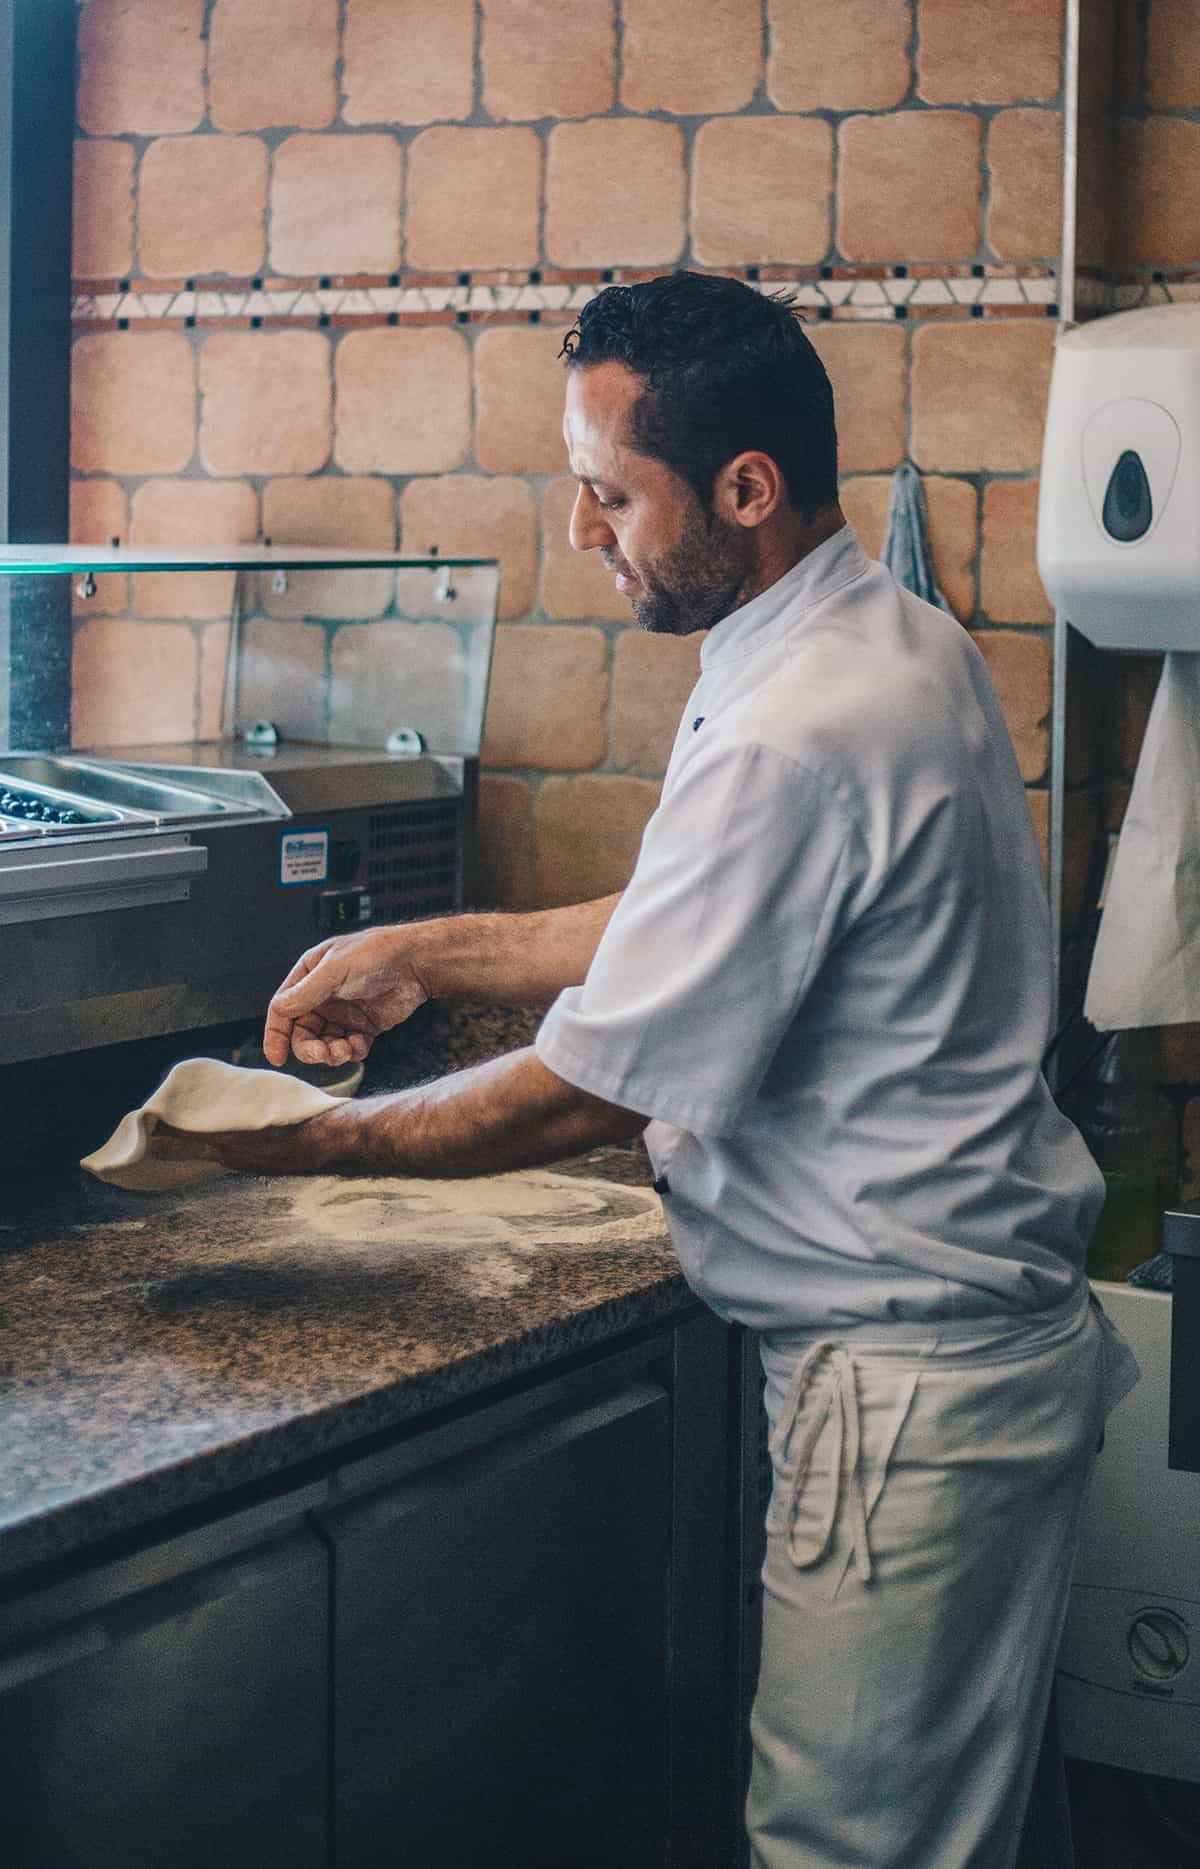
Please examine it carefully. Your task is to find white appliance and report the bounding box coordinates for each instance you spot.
[1038,302,1200,651]
[1058,1283,1200,1781]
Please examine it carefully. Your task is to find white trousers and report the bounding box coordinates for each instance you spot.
[746,1288,1114,1869]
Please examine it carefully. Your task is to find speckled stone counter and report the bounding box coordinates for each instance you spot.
[0,1006,691,1587]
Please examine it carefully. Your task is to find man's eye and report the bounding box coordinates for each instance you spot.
[596,495,625,511]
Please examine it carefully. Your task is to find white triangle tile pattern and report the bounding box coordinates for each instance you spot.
[71,267,1070,329]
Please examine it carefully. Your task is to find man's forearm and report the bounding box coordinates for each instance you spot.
[411,894,622,1008]
[188,1048,645,1179]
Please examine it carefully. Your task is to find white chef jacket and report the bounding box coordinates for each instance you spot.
[536,526,1104,1332]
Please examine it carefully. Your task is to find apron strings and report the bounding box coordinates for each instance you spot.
[769,1340,922,1589]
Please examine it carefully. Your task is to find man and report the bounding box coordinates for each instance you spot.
[160,273,1132,1867]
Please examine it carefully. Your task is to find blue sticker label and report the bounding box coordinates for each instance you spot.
[280,828,329,887]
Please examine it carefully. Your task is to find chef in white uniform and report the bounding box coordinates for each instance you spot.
[159,273,1136,1868]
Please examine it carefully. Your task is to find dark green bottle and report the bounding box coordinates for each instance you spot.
[1074,1030,1170,1283]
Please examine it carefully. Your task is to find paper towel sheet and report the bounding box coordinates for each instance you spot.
[1085,652,1200,1030]
[81,1058,348,1191]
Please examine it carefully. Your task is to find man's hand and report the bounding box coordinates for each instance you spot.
[263,926,430,1068]
[263,895,626,1070]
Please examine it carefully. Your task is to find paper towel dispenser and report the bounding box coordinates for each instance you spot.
[1038,303,1200,651]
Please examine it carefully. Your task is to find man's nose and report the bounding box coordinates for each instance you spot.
[568,484,614,553]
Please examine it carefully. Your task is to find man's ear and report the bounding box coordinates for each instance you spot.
[713,450,786,530]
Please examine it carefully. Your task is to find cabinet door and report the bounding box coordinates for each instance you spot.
[0,1528,328,1869]
[327,1381,671,1869]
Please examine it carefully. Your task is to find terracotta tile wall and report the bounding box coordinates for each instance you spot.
[1113,0,1200,274]
[1075,0,1200,303]
[70,0,1069,913]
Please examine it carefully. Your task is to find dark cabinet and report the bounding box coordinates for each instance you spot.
[0,1526,329,1869]
[325,1380,672,1869]
[0,1312,742,1868]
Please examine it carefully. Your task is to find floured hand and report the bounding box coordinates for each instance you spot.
[263,926,432,1068]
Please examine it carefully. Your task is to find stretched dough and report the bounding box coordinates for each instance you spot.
[81,1057,349,1192]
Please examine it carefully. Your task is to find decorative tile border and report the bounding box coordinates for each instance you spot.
[71,263,1062,333]
[1075,268,1200,315]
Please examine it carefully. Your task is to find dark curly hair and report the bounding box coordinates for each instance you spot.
[560,271,838,517]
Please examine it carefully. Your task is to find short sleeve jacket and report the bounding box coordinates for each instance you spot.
[537,528,1103,1332]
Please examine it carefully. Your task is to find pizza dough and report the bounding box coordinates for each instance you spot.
[80,1057,353,1192]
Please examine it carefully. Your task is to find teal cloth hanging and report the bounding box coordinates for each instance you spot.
[880,461,952,614]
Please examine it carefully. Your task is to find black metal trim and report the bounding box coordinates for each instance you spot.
[0,0,75,748]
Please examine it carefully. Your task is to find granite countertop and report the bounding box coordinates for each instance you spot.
[0,1007,689,1588]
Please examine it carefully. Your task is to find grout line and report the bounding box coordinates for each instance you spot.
[200,0,216,132]
[472,0,485,122]
[904,0,920,109]
[826,103,840,267]
[977,106,994,268]
[759,0,771,105]
[901,307,914,467]
[334,0,348,121]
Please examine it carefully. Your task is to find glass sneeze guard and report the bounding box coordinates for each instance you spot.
[0,547,500,762]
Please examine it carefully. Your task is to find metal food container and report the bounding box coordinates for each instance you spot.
[0,547,498,1065]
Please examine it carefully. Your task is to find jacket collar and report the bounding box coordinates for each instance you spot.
[700,525,871,670]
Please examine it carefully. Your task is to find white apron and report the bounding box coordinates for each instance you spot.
[747,1287,1135,1869]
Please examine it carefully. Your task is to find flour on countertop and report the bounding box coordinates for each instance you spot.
[290,1170,664,1255]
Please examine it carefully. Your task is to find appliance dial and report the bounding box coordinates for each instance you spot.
[1128,1609,1190,1680]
